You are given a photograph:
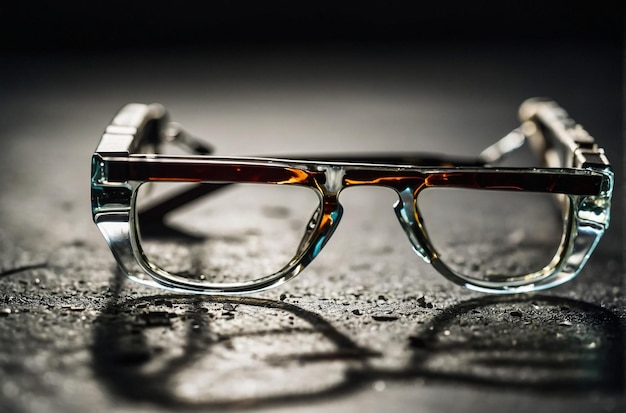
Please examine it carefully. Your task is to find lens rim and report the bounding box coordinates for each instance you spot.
[127,181,342,294]
[410,189,608,294]
[134,181,326,285]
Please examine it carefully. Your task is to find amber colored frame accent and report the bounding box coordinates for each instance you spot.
[91,98,613,295]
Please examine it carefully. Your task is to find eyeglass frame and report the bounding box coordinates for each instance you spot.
[91,98,613,295]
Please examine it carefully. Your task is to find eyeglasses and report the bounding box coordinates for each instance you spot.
[91,98,613,295]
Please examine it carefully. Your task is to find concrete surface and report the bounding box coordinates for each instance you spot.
[0,44,623,413]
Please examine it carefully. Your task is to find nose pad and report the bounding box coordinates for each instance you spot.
[296,207,321,255]
[296,205,343,258]
[393,197,431,263]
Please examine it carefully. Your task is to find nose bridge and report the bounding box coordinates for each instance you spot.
[393,187,431,262]
[302,165,345,258]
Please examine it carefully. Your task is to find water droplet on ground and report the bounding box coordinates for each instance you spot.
[373,380,386,392]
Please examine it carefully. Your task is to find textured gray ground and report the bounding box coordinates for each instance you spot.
[0,45,623,413]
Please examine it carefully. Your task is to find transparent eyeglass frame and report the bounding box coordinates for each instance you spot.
[91,98,613,295]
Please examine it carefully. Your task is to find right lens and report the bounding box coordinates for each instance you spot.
[135,182,321,284]
[416,187,566,283]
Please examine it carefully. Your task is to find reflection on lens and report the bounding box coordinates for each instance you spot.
[417,188,565,282]
[136,183,320,283]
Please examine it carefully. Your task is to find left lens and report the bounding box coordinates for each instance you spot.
[416,187,566,283]
[135,182,321,284]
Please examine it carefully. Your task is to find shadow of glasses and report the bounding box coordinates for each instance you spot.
[91,269,624,410]
[91,268,380,409]
[383,295,624,393]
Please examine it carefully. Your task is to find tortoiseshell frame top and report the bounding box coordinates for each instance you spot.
[91,98,613,295]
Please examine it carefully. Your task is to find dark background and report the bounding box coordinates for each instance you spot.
[1,1,622,52]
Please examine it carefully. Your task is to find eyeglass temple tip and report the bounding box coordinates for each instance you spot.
[479,128,526,165]
[161,121,214,155]
[518,97,556,122]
